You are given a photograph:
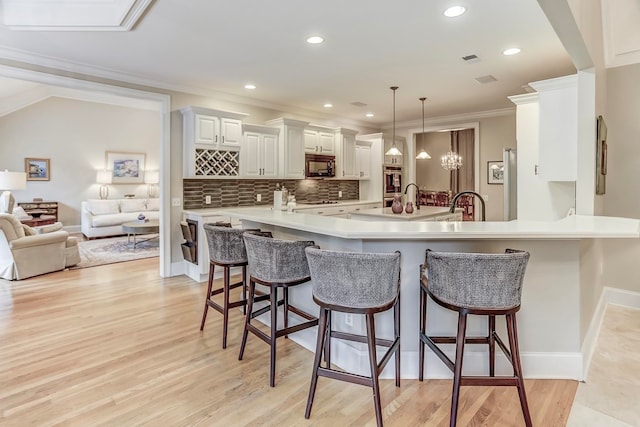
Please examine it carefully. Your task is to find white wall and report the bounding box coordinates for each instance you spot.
[0,97,159,226]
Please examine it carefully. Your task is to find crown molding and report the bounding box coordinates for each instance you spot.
[381,107,515,131]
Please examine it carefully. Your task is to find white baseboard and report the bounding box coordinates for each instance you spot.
[64,225,81,233]
[604,286,640,309]
[170,261,186,277]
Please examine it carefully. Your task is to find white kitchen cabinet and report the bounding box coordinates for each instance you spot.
[181,106,249,177]
[355,142,371,179]
[529,75,577,181]
[266,118,309,179]
[241,124,279,178]
[335,128,358,178]
[304,125,335,154]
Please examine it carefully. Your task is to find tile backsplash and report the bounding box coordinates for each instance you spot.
[183,179,359,210]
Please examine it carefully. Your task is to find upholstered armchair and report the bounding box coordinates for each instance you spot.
[0,213,80,280]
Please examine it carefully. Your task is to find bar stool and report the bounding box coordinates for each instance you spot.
[419,249,531,427]
[238,233,319,387]
[304,248,401,427]
[200,223,271,349]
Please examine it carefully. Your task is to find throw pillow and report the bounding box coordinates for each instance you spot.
[120,198,147,213]
[146,198,160,211]
[22,224,37,236]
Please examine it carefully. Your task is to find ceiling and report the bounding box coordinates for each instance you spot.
[0,0,577,125]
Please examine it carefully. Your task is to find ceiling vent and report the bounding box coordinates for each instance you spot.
[350,101,368,107]
[462,54,480,63]
[475,75,498,84]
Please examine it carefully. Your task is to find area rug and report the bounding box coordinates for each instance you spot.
[71,234,159,269]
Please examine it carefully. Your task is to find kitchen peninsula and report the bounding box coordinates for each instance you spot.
[186,206,640,381]
[350,206,462,221]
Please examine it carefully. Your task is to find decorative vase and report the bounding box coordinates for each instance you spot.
[405,201,414,214]
[391,195,403,214]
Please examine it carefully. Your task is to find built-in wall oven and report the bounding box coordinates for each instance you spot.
[383,164,403,207]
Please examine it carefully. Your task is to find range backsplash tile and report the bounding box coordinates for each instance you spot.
[183,179,359,209]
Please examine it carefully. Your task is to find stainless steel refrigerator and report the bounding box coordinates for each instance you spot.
[503,148,517,220]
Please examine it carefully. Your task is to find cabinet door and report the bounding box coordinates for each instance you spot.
[242,132,261,177]
[262,134,279,177]
[304,129,319,152]
[358,145,371,179]
[195,114,219,145]
[220,118,243,147]
[341,134,356,178]
[319,132,335,154]
[286,127,305,178]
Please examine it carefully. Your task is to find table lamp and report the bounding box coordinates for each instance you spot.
[144,170,159,198]
[0,170,27,214]
[96,170,112,200]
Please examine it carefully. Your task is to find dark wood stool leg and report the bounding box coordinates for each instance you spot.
[507,314,533,427]
[365,313,383,427]
[199,262,215,331]
[222,265,230,349]
[488,314,496,377]
[419,284,426,381]
[269,285,278,387]
[238,280,255,361]
[305,307,328,419]
[283,287,289,338]
[324,310,331,368]
[242,265,247,315]
[394,296,401,387]
[450,312,468,427]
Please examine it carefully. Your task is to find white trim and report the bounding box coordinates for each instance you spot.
[0,64,173,278]
[394,107,514,130]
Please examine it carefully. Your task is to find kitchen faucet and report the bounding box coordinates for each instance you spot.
[449,191,486,221]
[404,183,421,210]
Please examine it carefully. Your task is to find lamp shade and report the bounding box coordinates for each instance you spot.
[96,170,113,184]
[0,170,26,190]
[144,170,159,184]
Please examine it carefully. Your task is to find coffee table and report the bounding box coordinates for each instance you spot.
[121,220,160,249]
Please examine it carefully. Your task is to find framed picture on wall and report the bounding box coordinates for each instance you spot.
[25,158,50,181]
[487,161,504,185]
[106,151,146,184]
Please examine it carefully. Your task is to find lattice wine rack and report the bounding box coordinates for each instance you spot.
[194,149,239,176]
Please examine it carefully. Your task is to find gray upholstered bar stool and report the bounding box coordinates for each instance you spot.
[238,233,319,387]
[419,249,531,427]
[200,223,271,349]
[304,248,401,427]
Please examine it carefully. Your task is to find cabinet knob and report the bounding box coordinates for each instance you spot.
[216,135,218,142]
[222,136,225,143]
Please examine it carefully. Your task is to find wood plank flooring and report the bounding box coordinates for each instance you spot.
[0,259,577,426]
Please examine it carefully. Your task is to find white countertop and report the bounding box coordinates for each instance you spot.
[206,207,640,240]
[351,206,454,221]
[183,200,381,216]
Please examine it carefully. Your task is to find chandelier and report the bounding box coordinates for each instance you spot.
[441,131,462,170]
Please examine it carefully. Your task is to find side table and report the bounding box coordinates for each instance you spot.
[20,215,57,227]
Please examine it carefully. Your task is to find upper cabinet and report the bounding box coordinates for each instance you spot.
[529,75,577,182]
[181,106,249,177]
[335,128,358,178]
[304,125,335,154]
[265,118,309,179]
[355,141,372,179]
[240,124,279,178]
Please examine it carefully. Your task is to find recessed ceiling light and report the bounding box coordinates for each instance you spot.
[503,48,521,56]
[444,6,466,18]
[306,36,324,44]
[323,103,333,108]
[244,84,256,90]
[365,113,374,118]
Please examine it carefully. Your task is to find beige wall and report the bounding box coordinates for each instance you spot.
[0,97,159,226]
[415,131,450,191]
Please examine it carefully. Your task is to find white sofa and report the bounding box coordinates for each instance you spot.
[81,198,160,239]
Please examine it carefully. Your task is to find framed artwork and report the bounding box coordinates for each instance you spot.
[596,115,607,195]
[106,151,146,184]
[487,160,504,185]
[25,158,50,181]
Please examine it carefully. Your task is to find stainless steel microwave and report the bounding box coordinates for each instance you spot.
[305,154,335,178]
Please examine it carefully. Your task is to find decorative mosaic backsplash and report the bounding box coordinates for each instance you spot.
[183,179,359,210]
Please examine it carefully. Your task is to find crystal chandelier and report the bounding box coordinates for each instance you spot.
[441,131,462,170]
[416,97,431,160]
[385,86,402,157]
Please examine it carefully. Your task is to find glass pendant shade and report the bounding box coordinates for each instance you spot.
[385,86,402,156]
[416,97,431,160]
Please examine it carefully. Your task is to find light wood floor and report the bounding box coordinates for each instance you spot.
[0,259,577,426]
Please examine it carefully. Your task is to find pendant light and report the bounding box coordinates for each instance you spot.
[385,86,402,158]
[441,131,463,170]
[416,97,431,160]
